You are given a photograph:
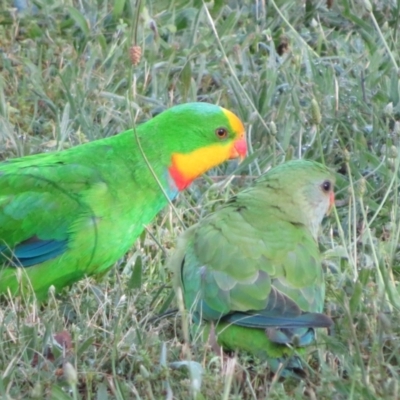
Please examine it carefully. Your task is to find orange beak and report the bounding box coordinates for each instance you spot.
[328,191,335,214]
[230,137,247,162]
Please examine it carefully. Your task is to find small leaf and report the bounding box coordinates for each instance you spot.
[98,34,107,53]
[157,289,175,315]
[128,256,142,289]
[112,0,126,19]
[390,69,399,106]
[67,6,90,36]
[96,383,109,400]
[77,336,95,356]
[180,61,192,99]
[50,385,73,400]
[349,281,363,314]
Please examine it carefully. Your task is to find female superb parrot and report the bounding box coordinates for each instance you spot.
[0,102,247,300]
[170,159,335,377]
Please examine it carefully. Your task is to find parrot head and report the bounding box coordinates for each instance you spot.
[258,160,335,240]
[160,103,247,190]
[294,160,335,239]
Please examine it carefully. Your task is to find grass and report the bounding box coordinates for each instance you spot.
[1,0,400,398]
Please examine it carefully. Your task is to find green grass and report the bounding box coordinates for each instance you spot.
[1,0,400,398]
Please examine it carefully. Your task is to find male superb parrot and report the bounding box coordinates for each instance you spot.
[0,102,247,300]
[170,160,335,377]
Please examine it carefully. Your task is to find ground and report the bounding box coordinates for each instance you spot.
[0,0,400,398]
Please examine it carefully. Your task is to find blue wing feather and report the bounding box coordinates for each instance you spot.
[222,310,333,329]
[0,238,67,267]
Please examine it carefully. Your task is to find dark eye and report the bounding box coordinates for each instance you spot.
[321,180,331,192]
[215,127,228,139]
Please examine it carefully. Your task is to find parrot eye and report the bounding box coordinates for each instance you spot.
[321,180,331,192]
[215,127,228,139]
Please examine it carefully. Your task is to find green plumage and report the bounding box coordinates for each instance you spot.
[170,160,335,377]
[0,102,244,300]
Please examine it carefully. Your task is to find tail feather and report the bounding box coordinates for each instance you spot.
[222,311,333,329]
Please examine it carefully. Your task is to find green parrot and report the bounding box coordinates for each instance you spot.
[0,102,247,300]
[170,159,335,377]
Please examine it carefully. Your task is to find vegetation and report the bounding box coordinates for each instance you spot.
[1,0,400,398]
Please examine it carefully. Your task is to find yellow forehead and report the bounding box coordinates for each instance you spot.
[221,107,245,136]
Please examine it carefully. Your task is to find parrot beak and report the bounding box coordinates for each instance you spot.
[230,136,247,162]
[327,191,335,215]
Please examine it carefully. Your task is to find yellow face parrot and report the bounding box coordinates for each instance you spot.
[0,102,246,300]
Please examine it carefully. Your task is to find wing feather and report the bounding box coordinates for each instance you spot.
[181,196,325,323]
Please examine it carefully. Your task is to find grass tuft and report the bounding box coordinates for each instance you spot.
[1,0,400,398]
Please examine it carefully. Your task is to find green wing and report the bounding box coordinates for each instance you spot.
[0,154,101,266]
[180,194,327,326]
